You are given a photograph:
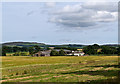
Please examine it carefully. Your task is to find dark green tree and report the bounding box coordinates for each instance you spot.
[13,46,21,52]
[83,45,96,55]
[92,44,100,49]
[101,46,117,54]
[59,49,66,56]
[118,46,120,56]
[50,50,59,56]
[34,45,41,53]
[83,44,100,55]
[21,47,28,52]
[2,46,6,56]
[28,47,35,56]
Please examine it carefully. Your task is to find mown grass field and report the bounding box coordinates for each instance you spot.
[1,56,120,83]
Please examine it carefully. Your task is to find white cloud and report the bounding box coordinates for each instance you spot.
[48,2,118,30]
[45,2,56,7]
[82,2,117,12]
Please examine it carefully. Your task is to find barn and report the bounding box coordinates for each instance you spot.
[33,50,51,57]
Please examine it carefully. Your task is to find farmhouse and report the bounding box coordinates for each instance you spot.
[33,50,51,57]
[33,49,85,56]
[74,52,85,56]
[67,50,85,56]
[77,49,83,51]
[67,52,85,56]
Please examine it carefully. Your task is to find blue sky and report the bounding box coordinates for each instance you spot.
[2,2,118,45]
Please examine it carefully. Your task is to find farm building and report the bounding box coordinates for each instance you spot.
[74,52,85,56]
[67,51,85,56]
[55,49,71,54]
[67,52,85,56]
[33,49,85,56]
[77,49,83,51]
[33,50,51,57]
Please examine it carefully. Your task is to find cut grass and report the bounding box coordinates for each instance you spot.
[1,56,118,68]
[1,56,119,83]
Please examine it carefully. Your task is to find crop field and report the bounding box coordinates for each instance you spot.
[1,56,120,83]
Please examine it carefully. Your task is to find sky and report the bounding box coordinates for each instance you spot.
[2,1,119,45]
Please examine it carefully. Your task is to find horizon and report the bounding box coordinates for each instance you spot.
[2,41,118,45]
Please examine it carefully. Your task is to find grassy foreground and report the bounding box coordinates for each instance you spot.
[1,56,120,83]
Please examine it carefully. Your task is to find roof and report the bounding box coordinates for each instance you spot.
[77,49,83,51]
[41,50,51,54]
[34,50,51,54]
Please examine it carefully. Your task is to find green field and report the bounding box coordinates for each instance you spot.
[1,56,119,83]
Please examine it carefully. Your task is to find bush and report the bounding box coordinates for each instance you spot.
[16,72,19,75]
[59,49,66,56]
[11,74,13,76]
[13,52,30,56]
[50,50,59,56]
[23,70,27,74]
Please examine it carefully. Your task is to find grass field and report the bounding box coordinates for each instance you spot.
[1,56,120,83]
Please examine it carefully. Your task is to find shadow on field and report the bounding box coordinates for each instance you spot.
[2,64,120,84]
[60,64,119,77]
[2,72,120,84]
[60,70,119,77]
[87,64,119,68]
[1,71,120,84]
[57,64,120,83]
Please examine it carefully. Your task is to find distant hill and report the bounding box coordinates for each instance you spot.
[2,42,118,48]
[2,42,46,47]
[102,44,118,48]
[2,42,86,48]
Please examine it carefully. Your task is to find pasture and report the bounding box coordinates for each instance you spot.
[1,56,119,83]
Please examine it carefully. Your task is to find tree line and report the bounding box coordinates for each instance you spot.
[83,44,119,55]
[1,45,78,56]
[1,45,42,56]
[50,49,66,56]
[1,44,120,56]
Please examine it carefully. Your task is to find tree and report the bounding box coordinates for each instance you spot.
[83,45,97,55]
[13,52,21,56]
[59,49,66,56]
[21,47,28,52]
[92,44,100,49]
[118,46,120,56]
[34,45,41,53]
[2,50,6,56]
[28,47,35,56]
[0,44,1,56]
[28,46,41,56]
[50,50,59,56]
[83,44,101,55]
[100,46,117,55]
[13,52,29,56]
[2,46,6,56]
[13,46,21,52]
[46,47,50,50]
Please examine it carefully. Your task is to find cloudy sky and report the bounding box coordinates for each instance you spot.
[2,1,118,45]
